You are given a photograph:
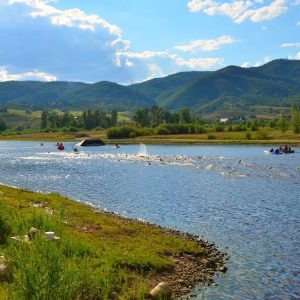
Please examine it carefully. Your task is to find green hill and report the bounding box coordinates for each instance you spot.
[157,62,300,113]
[129,71,211,102]
[0,81,154,111]
[0,59,299,116]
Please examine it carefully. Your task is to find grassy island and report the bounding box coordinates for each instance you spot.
[0,185,226,299]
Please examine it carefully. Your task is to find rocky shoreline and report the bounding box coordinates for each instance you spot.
[95,209,229,299]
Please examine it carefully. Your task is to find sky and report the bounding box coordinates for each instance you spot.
[0,0,299,84]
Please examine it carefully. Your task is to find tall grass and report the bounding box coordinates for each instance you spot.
[0,186,206,299]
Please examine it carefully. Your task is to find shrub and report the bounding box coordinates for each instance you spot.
[215,125,224,132]
[208,134,216,140]
[155,125,170,135]
[195,126,207,134]
[129,131,137,138]
[245,132,252,140]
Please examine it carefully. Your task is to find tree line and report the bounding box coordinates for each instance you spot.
[40,109,118,130]
[0,104,299,135]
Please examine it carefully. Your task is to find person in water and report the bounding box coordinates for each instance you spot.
[115,142,120,148]
[57,143,65,150]
[72,146,79,153]
[270,148,274,153]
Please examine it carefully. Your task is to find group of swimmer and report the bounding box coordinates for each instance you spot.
[269,144,294,154]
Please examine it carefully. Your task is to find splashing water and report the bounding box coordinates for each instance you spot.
[137,144,148,156]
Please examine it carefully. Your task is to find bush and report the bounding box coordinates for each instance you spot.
[155,125,170,135]
[129,131,137,138]
[195,126,207,134]
[208,134,216,140]
[245,132,252,140]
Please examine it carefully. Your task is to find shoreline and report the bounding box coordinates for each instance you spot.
[0,133,300,146]
[0,184,228,298]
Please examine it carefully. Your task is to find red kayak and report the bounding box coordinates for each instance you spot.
[57,144,65,151]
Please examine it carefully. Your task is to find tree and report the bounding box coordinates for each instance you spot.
[179,108,192,123]
[110,109,118,127]
[41,111,48,129]
[278,112,288,133]
[291,103,300,134]
[133,108,150,127]
[0,118,7,132]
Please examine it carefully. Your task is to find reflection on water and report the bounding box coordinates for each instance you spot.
[0,141,299,299]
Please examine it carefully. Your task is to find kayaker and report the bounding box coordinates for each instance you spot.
[57,143,65,151]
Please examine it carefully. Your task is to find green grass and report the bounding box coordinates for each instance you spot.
[0,185,205,299]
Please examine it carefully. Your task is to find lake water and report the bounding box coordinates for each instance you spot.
[0,141,299,299]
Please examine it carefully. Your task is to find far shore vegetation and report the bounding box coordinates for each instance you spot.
[0,185,226,299]
[0,104,299,144]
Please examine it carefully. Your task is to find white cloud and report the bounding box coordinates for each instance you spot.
[241,61,250,67]
[0,0,228,83]
[116,50,170,60]
[264,56,272,63]
[253,56,273,67]
[205,1,253,22]
[187,0,214,12]
[296,52,300,59]
[116,49,224,71]
[0,66,57,81]
[281,42,300,47]
[174,57,224,69]
[174,36,235,52]
[187,0,288,23]
[244,0,288,23]
[5,0,129,47]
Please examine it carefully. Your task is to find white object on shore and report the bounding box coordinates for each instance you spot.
[150,282,172,299]
[45,232,60,240]
[45,232,55,240]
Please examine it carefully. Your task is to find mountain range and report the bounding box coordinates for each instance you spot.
[0,59,299,117]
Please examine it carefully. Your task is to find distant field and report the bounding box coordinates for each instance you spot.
[0,109,133,130]
[0,109,41,129]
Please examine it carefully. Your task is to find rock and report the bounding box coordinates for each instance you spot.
[0,263,7,272]
[0,262,8,282]
[28,227,39,240]
[110,291,118,299]
[150,282,172,299]
[219,266,228,273]
[200,258,209,266]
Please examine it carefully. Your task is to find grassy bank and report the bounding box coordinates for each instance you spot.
[0,185,226,299]
[1,128,299,145]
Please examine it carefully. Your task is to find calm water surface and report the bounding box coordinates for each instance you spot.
[0,141,299,299]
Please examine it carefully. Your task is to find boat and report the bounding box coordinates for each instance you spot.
[77,139,105,147]
[57,143,65,151]
[281,149,294,154]
[266,145,295,155]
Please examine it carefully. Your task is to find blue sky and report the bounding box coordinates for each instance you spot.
[0,0,299,83]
